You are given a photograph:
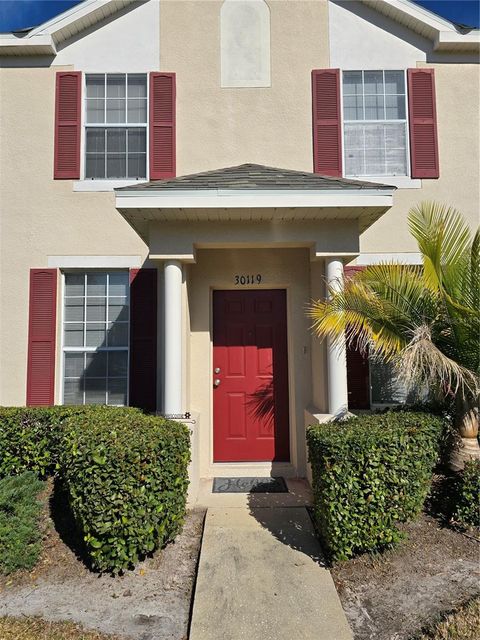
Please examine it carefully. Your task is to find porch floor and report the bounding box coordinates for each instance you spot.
[189,506,352,640]
[195,477,313,508]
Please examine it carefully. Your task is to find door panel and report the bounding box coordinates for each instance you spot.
[213,290,290,462]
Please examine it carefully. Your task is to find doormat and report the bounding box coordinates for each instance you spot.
[212,477,288,493]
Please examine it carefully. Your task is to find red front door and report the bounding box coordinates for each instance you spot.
[213,290,290,462]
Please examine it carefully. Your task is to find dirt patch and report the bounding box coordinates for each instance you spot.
[331,476,480,640]
[0,480,205,640]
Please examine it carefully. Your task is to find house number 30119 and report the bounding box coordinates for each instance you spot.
[234,274,262,285]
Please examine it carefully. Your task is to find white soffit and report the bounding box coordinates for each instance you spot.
[115,189,395,210]
[0,0,134,55]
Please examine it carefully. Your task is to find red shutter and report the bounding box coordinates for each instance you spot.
[149,72,176,180]
[408,68,439,179]
[26,269,57,406]
[129,268,157,412]
[344,266,370,410]
[54,72,81,179]
[312,69,342,177]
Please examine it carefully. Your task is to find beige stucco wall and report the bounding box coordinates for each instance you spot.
[360,63,480,253]
[187,248,314,478]
[160,0,330,174]
[0,66,148,405]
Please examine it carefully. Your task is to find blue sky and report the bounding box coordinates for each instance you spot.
[0,0,479,33]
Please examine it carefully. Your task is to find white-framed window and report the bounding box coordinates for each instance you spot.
[62,271,130,405]
[342,70,409,178]
[84,73,148,180]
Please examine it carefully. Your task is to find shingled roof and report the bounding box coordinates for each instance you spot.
[115,164,394,192]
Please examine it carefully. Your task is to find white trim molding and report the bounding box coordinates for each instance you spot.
[48,255,143,269]
[115,188,395,210]
[353,252,423,265]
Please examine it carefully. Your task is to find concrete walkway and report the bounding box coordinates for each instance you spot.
[189,507,353,640]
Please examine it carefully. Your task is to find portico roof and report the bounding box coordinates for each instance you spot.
[114,164,395,244]
[115,163,393,192]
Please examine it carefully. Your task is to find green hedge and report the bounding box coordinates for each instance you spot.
[454,459,480,527]
[0,472,45,574]
[59,410,190,573]
[307,411,444,560]
[0,406,142,479]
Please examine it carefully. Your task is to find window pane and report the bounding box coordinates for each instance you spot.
[371,360,407,404]
[107,322,129,347]
[106,99,126,123]
[108,297,129,322]
[64,352,85,378]
[343,95,363,121]
[65,297,84,322]
[384,71,405,95]
[86,297,106,322]
[86,323,106,347]
[85,155,105,179]
[344,124,365,176]
[365,147,386,175]
[365,94,385,120]
[86,75,105,98]
[343,71,363,96]
[86,129,105,153]
[385,95,405,120]
[127,154,146,179]
[64,379,83,405]
[127,99,147,123]
[85,378,107,404]
[87,273,107,296]
[108,351,128,377]
[64,323,84,347]
[128,129,146,152]
[386,146,407,175]
[85,351,107,377]
[364,70,383,94]
[107,74,126,98]
[65,274,84,297]
[106,155,127,179]
[86,99,105,124]
[107,129,126,153]
[127,74,147,98]
[108,272,129,297]
[108,378,127,405]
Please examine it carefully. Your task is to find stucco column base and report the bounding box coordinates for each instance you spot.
[449,437,480,472]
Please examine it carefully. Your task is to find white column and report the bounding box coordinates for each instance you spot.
[164,260,183,415]
[326,258,349,417]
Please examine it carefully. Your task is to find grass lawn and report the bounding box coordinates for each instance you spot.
[0,472,45,575]
[417,598,480,640]
[0,617,120,640]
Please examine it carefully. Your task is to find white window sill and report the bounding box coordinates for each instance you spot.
[346,175,422,189]
[73,179,149,192]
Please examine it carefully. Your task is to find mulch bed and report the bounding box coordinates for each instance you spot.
[331,474,480,640]
[0,479,205,640]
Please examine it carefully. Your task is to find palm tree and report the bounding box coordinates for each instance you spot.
[309,202,479,469]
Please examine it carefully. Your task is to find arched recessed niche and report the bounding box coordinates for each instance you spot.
[220,0,271,88]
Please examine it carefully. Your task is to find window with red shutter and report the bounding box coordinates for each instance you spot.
[27,269,57,406]
[312,69,342,177]
[129,268,157,412]
[408,68,439,179]
[54,72,81,179]
[149,73,176,180]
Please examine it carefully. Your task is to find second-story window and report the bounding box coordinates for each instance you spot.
[85,73,147,179]
[343,70,408,177]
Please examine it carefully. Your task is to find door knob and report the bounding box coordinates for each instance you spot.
[214,378,221,387]
[214,367,221,374]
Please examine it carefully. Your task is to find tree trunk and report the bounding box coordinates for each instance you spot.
[450,397,480,472]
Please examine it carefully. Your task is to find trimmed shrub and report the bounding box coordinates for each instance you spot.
[59,410,190,573]
[0,406,142,479]
[454,459,480,527]
[307,411,444,560]
[0,472,45,574]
